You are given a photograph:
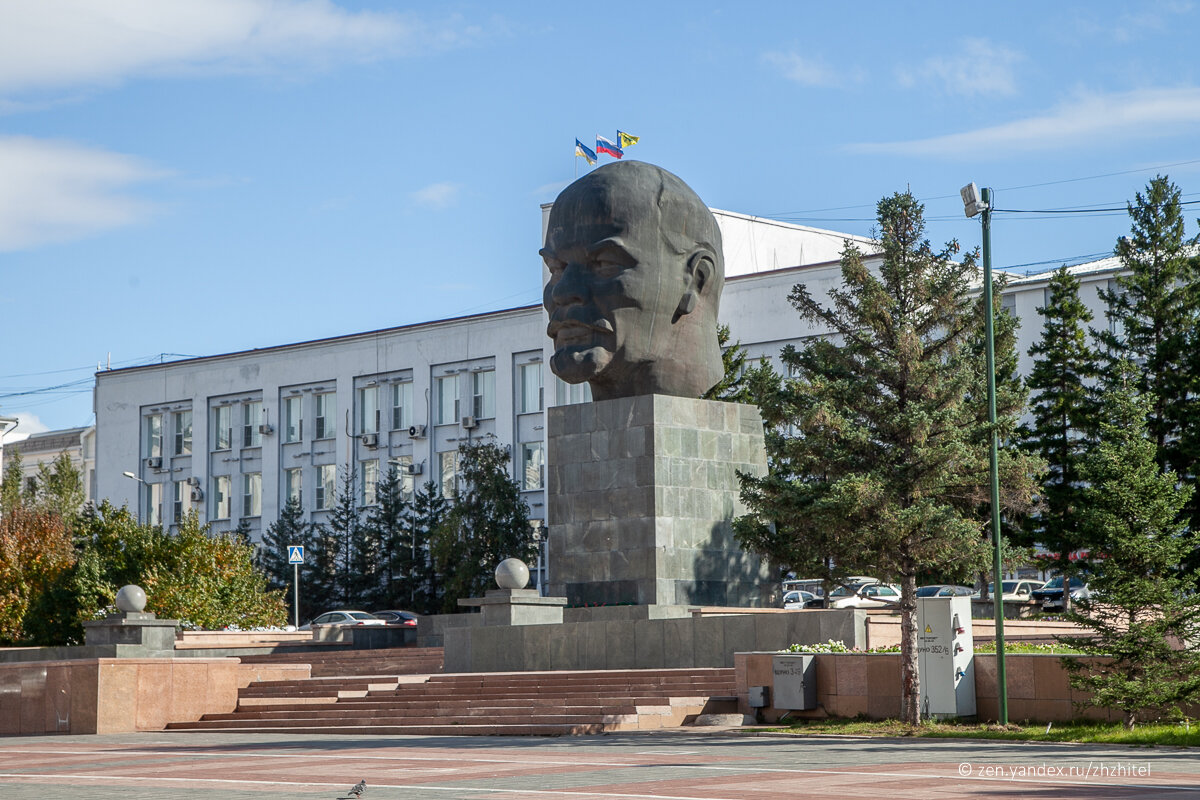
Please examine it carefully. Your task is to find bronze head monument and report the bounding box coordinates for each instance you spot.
[541,161,724,400]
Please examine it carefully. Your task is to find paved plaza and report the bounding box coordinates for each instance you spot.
[0,729,1197,799]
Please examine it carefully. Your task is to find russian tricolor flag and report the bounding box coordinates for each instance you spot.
[596,135,623,159]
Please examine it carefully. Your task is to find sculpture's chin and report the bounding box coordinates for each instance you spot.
[550,345,612,384]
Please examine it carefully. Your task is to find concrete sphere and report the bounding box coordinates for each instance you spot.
[495,558,530,590]
[115,584,147,613]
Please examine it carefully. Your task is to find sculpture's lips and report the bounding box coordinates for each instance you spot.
[546,318,614,338]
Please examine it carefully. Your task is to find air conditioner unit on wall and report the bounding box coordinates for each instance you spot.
[186,477,200,487]
[145,456,162,469]
[258,423,274,435]
[461,416,478,430]
[408,424,426,438]
[190,487,204,502]
[404,463,423,476]
[361,433,379,448]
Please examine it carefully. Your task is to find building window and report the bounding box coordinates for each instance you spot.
[243,401,262,448]
[554,377,592,406]
[438,450,458,498]
[358,386,379,434]
[315,392,336,440]
[391,381,413,430]
[242,472,262,518]
[143,481,163,526]
[316,464,336,510]
[436,375,458,425]
[285,467,303,507]
[212,406,232,451]
[390,455,415,499]
[518,363,543,413]
[520,441,544,491]
[284,396,302,443]
[1000,293,1016,318]
[172,480,192,523]
[211,475,231,520]
[173,411,192,456]
[144,414,162,458]
[360,460,378,506]
[471,370,495,419]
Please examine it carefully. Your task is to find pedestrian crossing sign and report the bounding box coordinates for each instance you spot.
[288,545,304,564]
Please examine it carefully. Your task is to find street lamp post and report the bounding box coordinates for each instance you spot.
[961,182,1008,725]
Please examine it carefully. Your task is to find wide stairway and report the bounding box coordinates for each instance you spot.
[168,666,739,735]
[237,646,445,678]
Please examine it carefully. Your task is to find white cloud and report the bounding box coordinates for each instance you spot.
[411,181,461,210]
[1,412,50,443]
[0,0,483,94]
[763,51,853,88]
[846,87,1200,158]
[895,38,1021,97]
[0,136,167,251]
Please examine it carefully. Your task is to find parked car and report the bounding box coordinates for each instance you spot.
[1031,576,1090,611]
[971,579,1044,602]
[781,590,822,610]
[916,584,975,598]
[299,610,387,630]
[827,580,901,609]
[373,609,420,627]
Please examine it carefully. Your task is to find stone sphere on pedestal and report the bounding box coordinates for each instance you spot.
[495,558,530,590]
[115,584,147,613]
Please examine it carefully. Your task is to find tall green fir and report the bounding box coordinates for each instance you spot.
[1018,266,1098,572]
[407,480,450,614]
[734,191,1039,725]
[256,497,308,593]
[1094,176,1200,523]
[432,441,535,613]
[1063,364,1200,727]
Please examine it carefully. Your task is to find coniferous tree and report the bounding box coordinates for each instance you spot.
[734,191,1039,725]
[1093,176,1200,519]
[1018,266,1098,572]
[31,452,86,531]
[1,449,25,517]
[1063,364,1200,727]
[432,441,535,612]
[257,497,307,592]
[363,467,415,609]
[325,466,362,608]
[703,324,770,404]
[408,480,450,614]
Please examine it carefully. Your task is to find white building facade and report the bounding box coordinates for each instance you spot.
[92,207,1123,541]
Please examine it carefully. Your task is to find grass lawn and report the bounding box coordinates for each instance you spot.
[761,717,1200,747]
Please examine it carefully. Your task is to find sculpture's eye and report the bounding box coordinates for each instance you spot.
[593,259,627,279]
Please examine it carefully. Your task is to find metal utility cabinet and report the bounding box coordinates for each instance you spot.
[916,596,975,718]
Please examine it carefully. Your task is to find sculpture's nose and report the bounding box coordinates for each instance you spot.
[549,260,588,308]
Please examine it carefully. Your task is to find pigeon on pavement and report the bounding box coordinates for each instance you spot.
[341,779,366,798]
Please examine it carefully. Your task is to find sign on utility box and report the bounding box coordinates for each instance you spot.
[771,654,817,710]
[916,596,975,718]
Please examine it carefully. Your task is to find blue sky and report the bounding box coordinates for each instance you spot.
[3,0,1199,436]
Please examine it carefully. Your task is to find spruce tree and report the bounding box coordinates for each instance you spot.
[408,480,449,614]
[1018,266,1098,572]
[1094,176,1200,518]
[431,441,535,612]
[1,449,25,517]
[734,191,1039,725]
[1063,364,1200,727]
[703,324,769,404]
[31,452,86,531]
[257,497,307,592]
[325,466,363,608]
[363,467,415,609]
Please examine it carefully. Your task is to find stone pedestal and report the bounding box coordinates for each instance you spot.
[83,611,178,654]
[458,589,568,626]
[547,394,771,607]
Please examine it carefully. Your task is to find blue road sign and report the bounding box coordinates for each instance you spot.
[288,545,304,564]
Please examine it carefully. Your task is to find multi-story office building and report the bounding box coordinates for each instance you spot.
[92,206,1124,541]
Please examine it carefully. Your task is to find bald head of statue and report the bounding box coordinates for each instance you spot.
[541,161,724,401]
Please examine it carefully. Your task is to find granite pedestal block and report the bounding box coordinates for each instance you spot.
[547,394,772,607]
[82,611,179,654]
[458,589,568,626]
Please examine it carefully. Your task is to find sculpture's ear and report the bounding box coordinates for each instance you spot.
[675,250,715,318]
